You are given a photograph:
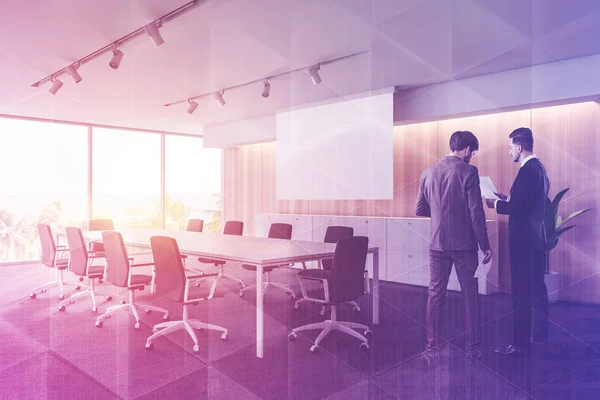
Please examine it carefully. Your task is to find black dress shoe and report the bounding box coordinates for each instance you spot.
[494,345,525,355]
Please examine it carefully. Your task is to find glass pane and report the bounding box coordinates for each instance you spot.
[0,118,88,261]
[165,135,222,232]
[92,128,160,228]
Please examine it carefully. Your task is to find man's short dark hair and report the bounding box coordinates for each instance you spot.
[509,127,534,152]
[449,131,479,152]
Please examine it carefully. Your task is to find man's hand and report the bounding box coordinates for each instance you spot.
[482,249,493,265]
[494,192,508,201]
[485,198,496,209]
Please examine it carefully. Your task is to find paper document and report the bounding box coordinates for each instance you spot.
[479,176,499,200]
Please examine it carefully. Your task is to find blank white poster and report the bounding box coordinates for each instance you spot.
[276,92,394,200]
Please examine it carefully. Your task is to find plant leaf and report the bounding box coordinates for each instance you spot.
[553,225,575,240]
[555,215,562,230]
[551,188,569,208]
[559,208,592,229]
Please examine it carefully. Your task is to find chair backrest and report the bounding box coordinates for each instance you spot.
[65,227,89,277]
[329,236,369,303]
[322,226,354,270]
[186,219,204,232]
[89,219,115,231]
[223,220,244,236]
[150,236,186,302]
[268,223,293,240]
[37,224,57,267]
[88,219,114,252]
[101,231,131,288]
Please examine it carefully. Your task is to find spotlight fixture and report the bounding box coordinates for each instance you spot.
[187,99,199,114]
[262,79,271,98]
[48,77,64,95]
[109,48,124,69]
[144,21,165,47]
[65,64,82,83]
[213,90,226,106]
[307,64,321,85]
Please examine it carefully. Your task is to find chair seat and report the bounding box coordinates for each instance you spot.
[55,258,69,270]
[88,265,105,278]
[198,257,225,265]
[241,264,282,272]
[129,274,152,288]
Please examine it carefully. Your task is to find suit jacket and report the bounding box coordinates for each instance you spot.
[416,156,490,252]
[496,158,550,253]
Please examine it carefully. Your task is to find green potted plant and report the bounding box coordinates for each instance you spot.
[544,188,592,303]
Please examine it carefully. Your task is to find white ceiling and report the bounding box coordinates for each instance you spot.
[0,0,599,135]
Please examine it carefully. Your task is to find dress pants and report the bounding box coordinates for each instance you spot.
[425,250,481,353]
[510,248,549,347]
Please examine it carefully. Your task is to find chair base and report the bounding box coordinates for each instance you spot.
[145,305,227,353]
[95,290,168,330]
[30,269,85,300]
[289,305,372,352]
[239,270,295,299]
[58,278,112,313]
[294,298,360,315]
[194,265,245,299]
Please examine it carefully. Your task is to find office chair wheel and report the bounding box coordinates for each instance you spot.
[360,342,369,351]
[289,293,296,299]
[69,300,75,304]
[353,306,361,312]
[95,321,103,328]
[98,279,103,284]
[163,314,170,321]
[75,286,81,291]
[120,300,126,305]
[145,342,154,350]
[134,322,141,330]
[79,277,84,282]
[193,345,200,353]
[145,309,152,314]
[41,289,47,293]
[221,332,228,340]
[288,332,298,341]
[239,281,245,287]
[364,330,373,340]
[58,295,65,300]
[320,307,326,316]
[238,291,244,298]
[30,293,36,299]
[58,305,66,312]
[91,308,98,314]
[310,345,320,354]
[106,296,113,301]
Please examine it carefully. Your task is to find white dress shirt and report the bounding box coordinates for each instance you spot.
[495,154,537,208]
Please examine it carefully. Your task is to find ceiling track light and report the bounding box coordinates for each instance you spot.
[187,99,199,114]
[262,79,271,98]
[65,64,82,83]
[213,90,226,106]
[30,1,198,93]
[109,46,124,69]
[144,20,165,47]
[307,64,322,85]
[163,50,368,109]
[48,77,64,95]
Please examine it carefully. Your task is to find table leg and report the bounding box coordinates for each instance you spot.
[373,250,380,325]
[256,263,264,358]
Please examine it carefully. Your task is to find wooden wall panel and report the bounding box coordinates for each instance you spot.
[223,101,600,302]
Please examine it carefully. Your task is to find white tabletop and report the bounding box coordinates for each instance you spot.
[82,229,379,267]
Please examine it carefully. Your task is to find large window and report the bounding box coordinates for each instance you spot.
[92,128,161,228]
[0,118,88,261]
[165,135,222,232]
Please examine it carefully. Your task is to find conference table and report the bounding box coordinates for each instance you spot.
[79,228,380,358]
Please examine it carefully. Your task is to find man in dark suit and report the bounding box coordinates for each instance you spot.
[416,131,493,364]
[486,127,550,355]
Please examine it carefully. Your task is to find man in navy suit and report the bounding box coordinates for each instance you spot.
[486,127,550,355]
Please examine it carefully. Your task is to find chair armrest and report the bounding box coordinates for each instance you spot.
[131,262,154,268]
[297,274,330,303]
[180,254,188,259]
